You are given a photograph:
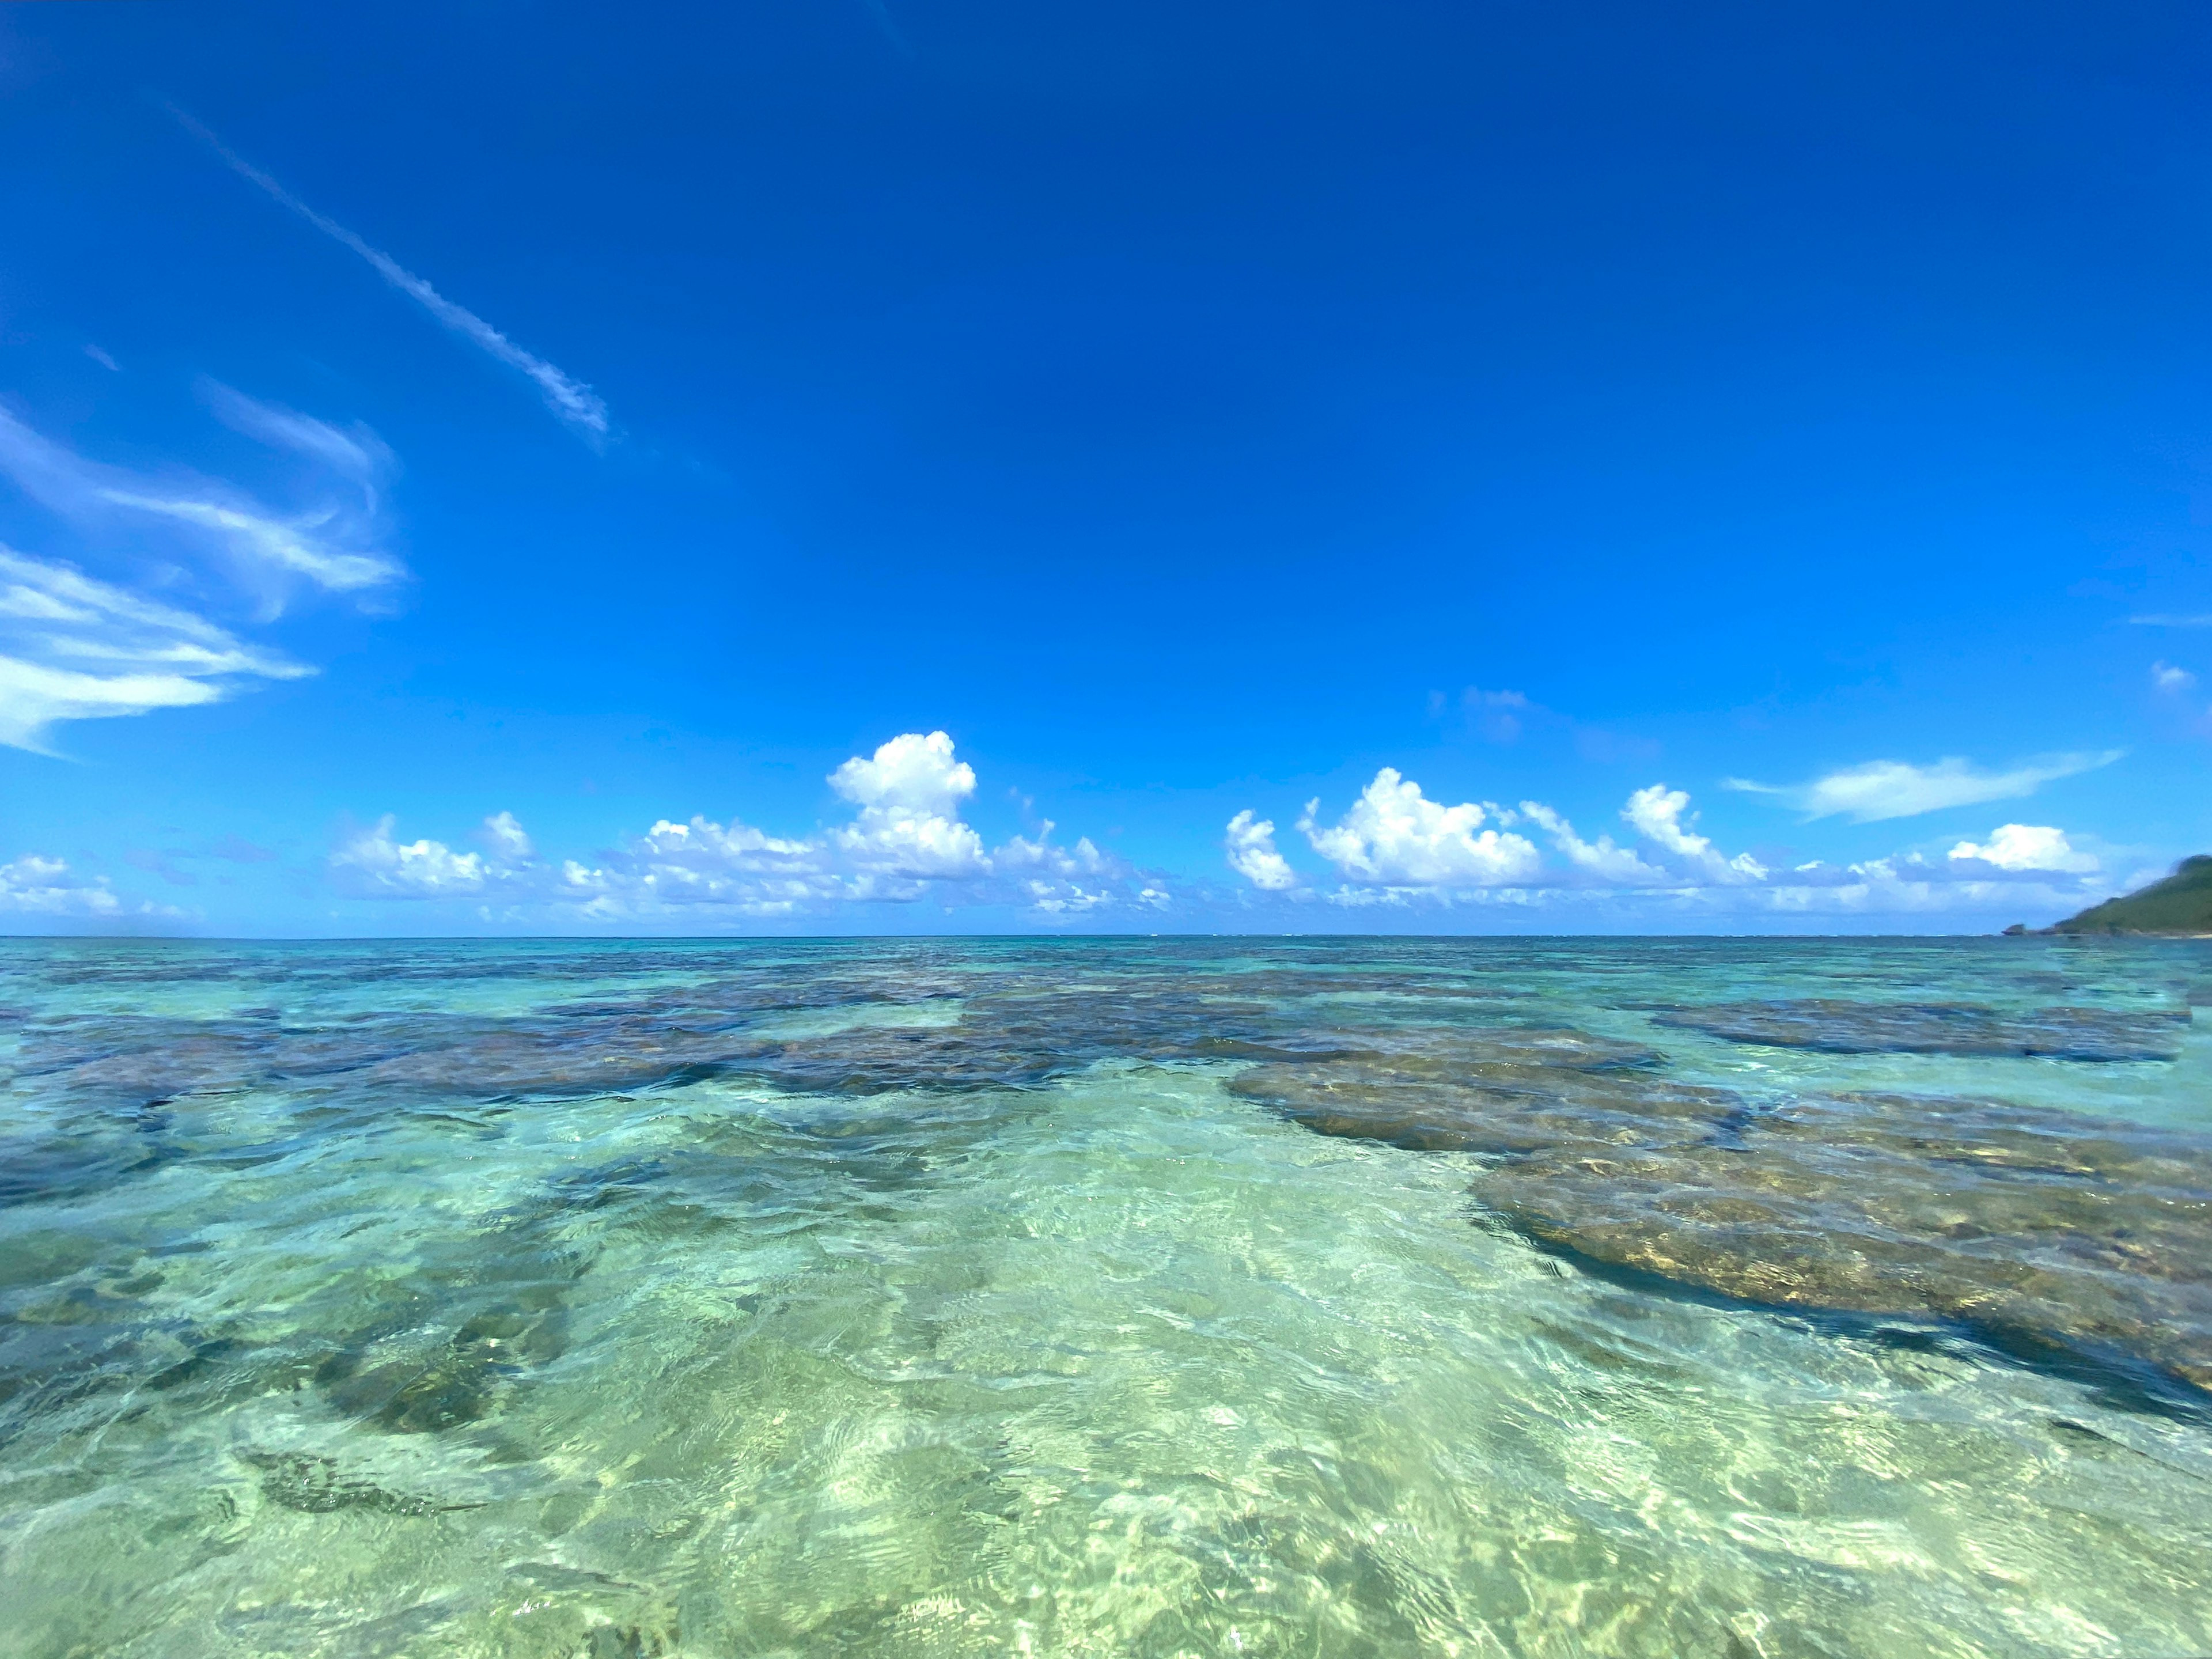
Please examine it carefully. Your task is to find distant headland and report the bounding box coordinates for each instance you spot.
[2006,854,2212,937]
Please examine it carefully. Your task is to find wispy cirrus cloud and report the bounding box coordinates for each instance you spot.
[1722,752,2120,822]
[0,401,403,604]
[0,391,401,751]
[202,380,393,503]
[0,546,310,753]
[174,109,610,442]
[2128,613,2212,627]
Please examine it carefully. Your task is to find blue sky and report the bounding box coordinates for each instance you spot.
[3,1,2209,935]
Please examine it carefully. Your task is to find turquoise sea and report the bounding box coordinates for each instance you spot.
[2,936,2207,1659]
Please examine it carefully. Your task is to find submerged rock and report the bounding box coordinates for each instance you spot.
[1484,1094,2212,1395]
[1651,999,2187,1061]
[1229,1028,1741,1156]
[1235,1033,2212,1401]
[240,1450,474,1516]
[3,975,1314,1109]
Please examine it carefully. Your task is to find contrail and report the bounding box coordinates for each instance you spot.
[172,107,610,442]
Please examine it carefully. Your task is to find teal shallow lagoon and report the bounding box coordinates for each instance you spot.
[1,937,2207,1658]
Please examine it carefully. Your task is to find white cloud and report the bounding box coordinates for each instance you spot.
[1027,881,1111,915]
[0,384,407,749]
[1224,809,1299,890]
[1299,768,1541,888]
[481,810,533,861]
[1948,823,2099,874]
[203,381,393,500]
[394,734,1169,922]
[99,491,398,594]
[0,405,404,603]
[828,730,989,876]
[1724,752,2121,822]
[0,853,123,916]
[1517,800,1665,884]
[1322,884,1411,908]
[2130,613,2212,627]
[1622,785,1768,882]
[617,814,840,911]
[312,745,2124,931]
[330,810,540,898]
[2152,661,2197,694]
[177,111,609,442]
[1237,778,1760,897]
[330,816,492,896]
[1000,821,1108,877]
[830,729,975,818]
[0,547,312,753]
[637,815,823,870]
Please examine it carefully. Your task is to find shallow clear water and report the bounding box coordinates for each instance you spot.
[1,936,2207,1658]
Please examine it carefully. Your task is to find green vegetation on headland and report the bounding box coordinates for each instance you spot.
[2009,854,2212,936]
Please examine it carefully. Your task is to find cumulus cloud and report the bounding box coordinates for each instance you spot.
[1224,810,1299,891]
[1224,765,2124,922]
[1001,821,1108,878]
[603,733,1144,916]
[0,547,312,753]
[0,853,123,917]
[176,110,609,442]
[1948,823,2099,874]
[316,748,2124,931]
[1221,765,2097,925]
[329,810,541,897]
[1724,752,2120,822]
[331,817,490,896]
[1622,785,1768,882]
[829,730,989,876]
[331,736,1162,923]
[480,810,533,861]
[1298,769,1541,888]
[1229,774,1773,899]
[2152,661,2197,694]
[1517,800,1665,884]
[0,852,190,923]
[613,814,839,913]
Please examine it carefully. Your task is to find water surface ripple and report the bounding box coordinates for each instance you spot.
[1,937,2207,1658]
